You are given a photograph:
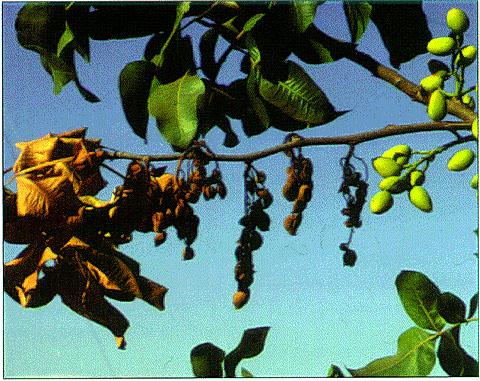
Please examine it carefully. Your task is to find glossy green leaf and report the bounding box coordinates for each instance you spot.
[437,292,467,324]
[395,270,446,331]
[348,327,436,376]
[199,28,220,80]
[289,1,320,33]
[327,364,344,377]
[147,73,205,150]
[224,326,270,377]
[370,3,432,68]
[190,342,225,377]
[119,60,157,141]
[343,2,372,43]
[241,367,254,377]
[468,292,478,319]
[259,60,346,125]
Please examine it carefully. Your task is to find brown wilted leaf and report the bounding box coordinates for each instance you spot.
[16,162,81,219]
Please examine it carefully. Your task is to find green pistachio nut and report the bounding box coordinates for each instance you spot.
[427,37,455,56]
[446,8,470,34]
[409,186,432,212]
[370,190,394,214]
[378,176,407,194]
[372,157,402,178]
[409,170,425,187]
[447,149,475,171]
[428,89,447,122]
[470,173,478,189]
[382,144,412,166]
[455,46,477,67]
[420,75,444,92]
[472,118,478,139]
[461,94,475,110]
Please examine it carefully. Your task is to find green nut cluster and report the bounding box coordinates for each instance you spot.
[421,8,477,123]
[370,145,434,214]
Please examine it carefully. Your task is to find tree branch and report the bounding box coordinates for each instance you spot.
[308,27,478,123]
[103,121,474,164]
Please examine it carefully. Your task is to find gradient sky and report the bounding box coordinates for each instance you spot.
[2,1,478,378]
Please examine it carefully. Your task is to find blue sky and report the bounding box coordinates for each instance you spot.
[2,1,478,378]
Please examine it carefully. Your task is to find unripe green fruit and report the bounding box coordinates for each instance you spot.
[378,176,406,194]
[455,46,477,67]
[447,149,475,171]
[428,89,447,122]
[447,8,470,34]
[427,37,455,56]
[462,94,475,110]
[420,75,444,92]
[370,190,394,214]
[409,170,425,187]
[471,173,478,189]
[382,145,412,166]
[472,118,478,139]
[372,157,402,178]
[409,186,432,212]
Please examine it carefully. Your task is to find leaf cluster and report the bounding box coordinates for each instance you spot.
[14,1,434,149]
[190,326,270,377]
[347,270,478,377]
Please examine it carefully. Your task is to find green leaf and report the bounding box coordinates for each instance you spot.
[259,60,346,125]
[119,60,157,141]
[147,73,205,150]
[437,328,466,376]
[289,1,320,33]
[348,327,436,376]
[190,342,225,377]
[327,364,344,377]
[241,367,254,377]
[151,2,190,67]
[199,28,220,80]
[395,270,446,331]
[56,21,75,57]
[15,3,66,53]
[468,292,478,319]
[343,2,372,43]
[65,3,90,62]
[437,292,467,324]
[145,33,196,84]
[292,33,334,64]
[369,3,432,68]
[241,13,265,35]
[224,326,270,377]
[247,66,270,133]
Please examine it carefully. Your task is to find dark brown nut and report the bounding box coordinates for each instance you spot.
[284,213,302,235]
[154,231,167,246]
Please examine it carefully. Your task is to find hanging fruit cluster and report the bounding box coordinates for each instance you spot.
[233,164,273,309]
[281,134,314,236]
[420,8,477,123]
[338,146,369,267]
